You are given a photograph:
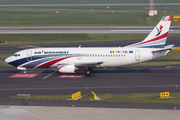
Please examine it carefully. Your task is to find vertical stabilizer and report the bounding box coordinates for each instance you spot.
[125,16,172,48]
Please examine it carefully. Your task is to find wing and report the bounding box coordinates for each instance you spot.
[57,62,103,73]
[75,61,103,67]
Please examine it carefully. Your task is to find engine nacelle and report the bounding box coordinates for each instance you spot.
[58,64,76,73]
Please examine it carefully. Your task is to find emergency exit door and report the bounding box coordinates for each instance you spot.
[135,50,140,61]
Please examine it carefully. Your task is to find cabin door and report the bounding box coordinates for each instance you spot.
[27,51,32,61]
[77,53,81,60]
[135,50,140,61]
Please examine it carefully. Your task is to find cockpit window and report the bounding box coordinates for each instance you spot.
[13,54,20,57]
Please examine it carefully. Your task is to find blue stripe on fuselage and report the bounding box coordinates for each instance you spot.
[136,44,165,48]
[8,54,70,67]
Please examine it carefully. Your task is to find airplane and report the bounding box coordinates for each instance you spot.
[5,16,173,75]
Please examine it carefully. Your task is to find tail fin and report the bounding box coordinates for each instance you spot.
[125,16,172,48]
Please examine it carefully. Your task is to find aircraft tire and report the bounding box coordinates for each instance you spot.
[85,70,91,75]
[23,71,27,74]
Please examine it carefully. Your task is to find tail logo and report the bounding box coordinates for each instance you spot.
[155,25,163,36]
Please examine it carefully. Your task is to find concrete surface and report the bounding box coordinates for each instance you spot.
[0,105,179,120]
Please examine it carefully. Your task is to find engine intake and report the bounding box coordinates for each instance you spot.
[58,64,77,73]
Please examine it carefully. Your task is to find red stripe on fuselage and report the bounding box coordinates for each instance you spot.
[128,32,168,47]
[58,65,66,70]
[38,57,72,68]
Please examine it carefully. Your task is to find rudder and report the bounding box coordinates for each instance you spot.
[125,16,172,48]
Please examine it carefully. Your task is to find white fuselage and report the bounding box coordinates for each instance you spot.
[5,47,169,69]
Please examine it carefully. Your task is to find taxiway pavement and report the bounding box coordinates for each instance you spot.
[0,65,180,109]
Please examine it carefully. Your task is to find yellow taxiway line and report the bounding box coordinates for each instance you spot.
[43,70,57,79]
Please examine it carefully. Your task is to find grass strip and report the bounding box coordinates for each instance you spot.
[130,61,180,67]
[0,34,180,45]
[158,51,180,60]
[0,60,12,67]
[0,34,147,45]
[0,6,180,26]
[10,92,180,104]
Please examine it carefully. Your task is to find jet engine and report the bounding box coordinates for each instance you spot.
[57,64,77,73]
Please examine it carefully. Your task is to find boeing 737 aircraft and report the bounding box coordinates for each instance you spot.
[5,16,173,75]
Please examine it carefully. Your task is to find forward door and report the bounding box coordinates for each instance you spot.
[27,51,32,61]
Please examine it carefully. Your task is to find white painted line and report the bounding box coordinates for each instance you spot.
[111,30,173,31]
[111,30,151,31]
[115,27,154,28]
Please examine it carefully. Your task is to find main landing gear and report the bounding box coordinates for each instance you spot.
[85,67,92,75]
[23,70,27,74]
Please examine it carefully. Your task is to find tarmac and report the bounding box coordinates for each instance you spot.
[0,106,179,120]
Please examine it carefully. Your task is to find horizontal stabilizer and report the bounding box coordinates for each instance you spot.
[152,45,174,53]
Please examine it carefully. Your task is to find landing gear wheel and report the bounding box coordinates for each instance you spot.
[23,70,27,74]
[85,67,92,75]
[85,70,91,75]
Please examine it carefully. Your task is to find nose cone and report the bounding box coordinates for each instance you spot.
[5,57,11,63]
